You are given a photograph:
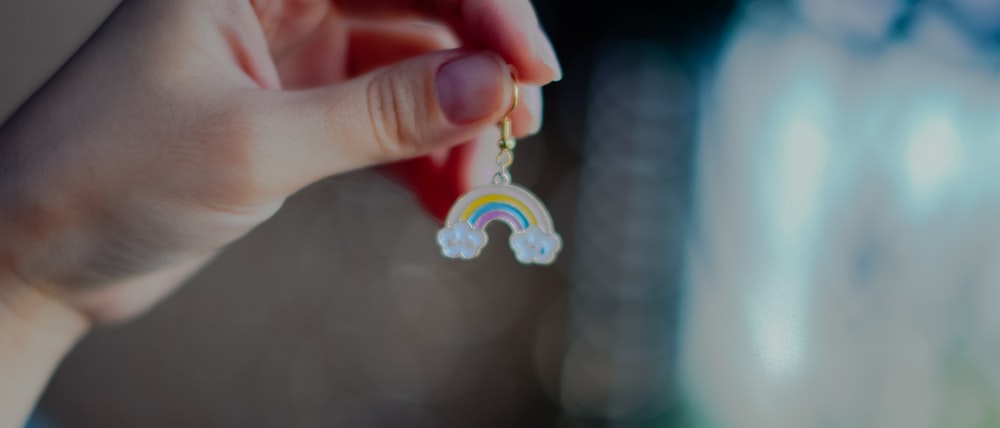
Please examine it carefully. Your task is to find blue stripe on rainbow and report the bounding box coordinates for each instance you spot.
[470,202,530,232]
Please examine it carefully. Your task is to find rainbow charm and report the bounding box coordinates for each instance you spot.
[437,183,561,265]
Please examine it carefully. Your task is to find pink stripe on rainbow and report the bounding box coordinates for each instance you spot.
[473,209,526,232]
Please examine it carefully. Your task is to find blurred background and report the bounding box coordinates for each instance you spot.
[3,0,1000,427]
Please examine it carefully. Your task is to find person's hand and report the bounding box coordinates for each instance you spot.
[0,0,561,325]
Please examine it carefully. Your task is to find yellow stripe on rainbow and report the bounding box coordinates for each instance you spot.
[459,193,537,226]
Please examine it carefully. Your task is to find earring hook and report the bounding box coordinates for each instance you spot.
[500,68,518,142]
[504,69,519,120]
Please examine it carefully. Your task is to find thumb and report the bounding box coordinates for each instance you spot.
[258,50,514,194]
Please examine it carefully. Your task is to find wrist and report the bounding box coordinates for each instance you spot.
[0,273,90,427]
[0,273,91,343]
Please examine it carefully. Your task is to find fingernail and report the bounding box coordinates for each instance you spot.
[436,52,505,124]
[521,85,543,133]
[533,27,562,81]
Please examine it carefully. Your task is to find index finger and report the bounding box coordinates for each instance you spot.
[335,0,562,84]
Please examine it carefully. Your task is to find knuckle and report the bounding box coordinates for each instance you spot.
[366,70,420,159]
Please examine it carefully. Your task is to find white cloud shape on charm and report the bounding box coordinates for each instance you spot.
[509,226,561,265]
[437,221,489,259]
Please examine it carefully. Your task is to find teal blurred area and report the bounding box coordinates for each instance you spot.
[26,410,58,428]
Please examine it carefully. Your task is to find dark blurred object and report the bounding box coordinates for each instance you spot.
[536,1,735,427]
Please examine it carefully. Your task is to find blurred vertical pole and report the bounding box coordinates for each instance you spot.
[533,1,735,425]
[559,41,695,425]
[540,2,735,426]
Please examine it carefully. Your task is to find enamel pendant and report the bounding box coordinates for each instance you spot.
[437,182,561,265]
[436,74,562,265]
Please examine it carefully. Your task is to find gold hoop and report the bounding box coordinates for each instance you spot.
[504,69,519,120]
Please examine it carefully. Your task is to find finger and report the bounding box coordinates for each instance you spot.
[273,19,455,89]
[272,13,351,89]
[254,49,516,194]
[346,21,459,77]
[334,0,562,85]
[511,84,542,137]
[346,21,542,137]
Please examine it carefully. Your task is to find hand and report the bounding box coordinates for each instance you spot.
[0,0,560,324]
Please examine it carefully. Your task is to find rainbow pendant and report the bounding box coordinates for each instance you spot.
[436,71,561,265]
[437,182,561,265]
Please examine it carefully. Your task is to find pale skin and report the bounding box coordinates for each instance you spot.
[0,0,561,425]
